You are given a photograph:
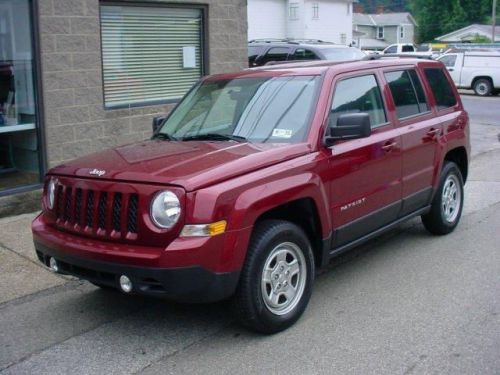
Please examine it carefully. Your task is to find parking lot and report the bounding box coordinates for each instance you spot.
[1,94,499,375]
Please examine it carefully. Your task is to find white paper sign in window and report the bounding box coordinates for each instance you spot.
[183,46,197,69]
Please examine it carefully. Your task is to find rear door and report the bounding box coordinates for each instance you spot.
[383,67,440,216]
[256,47,291,66]
[326,72,402,248]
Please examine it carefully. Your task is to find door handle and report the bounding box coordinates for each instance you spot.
[382,141,397,152]
[448,68,454,72]
[426,128,441,138]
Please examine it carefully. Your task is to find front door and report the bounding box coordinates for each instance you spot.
[326,72,402,249]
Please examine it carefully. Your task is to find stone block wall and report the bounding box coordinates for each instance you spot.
[0,0,248,217]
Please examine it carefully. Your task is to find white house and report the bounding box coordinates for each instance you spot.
[436,24,500,43]
[248,0,355,45]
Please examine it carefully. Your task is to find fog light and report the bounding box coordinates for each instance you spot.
[49,257,59,272]
[119,275,132,293]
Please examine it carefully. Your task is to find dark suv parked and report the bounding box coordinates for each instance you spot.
[33,58,469,333]
[248,39,366,67]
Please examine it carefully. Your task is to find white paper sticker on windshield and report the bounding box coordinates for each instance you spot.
[272,129,293,138]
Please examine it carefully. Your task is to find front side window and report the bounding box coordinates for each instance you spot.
[385,70,429,119]
[438,55,457,68]
[385,45,397,54]
[100,5,204,109]
[159,76,321,143]
[260,47,290,65]
[330,75,387,128]
[424,68,457,110]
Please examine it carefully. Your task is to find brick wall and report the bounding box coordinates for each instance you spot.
[0,0,248,217]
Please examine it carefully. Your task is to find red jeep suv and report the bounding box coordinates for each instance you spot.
[33,58,470,333]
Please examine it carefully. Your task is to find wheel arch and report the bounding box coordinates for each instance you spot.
[444,146,468,183]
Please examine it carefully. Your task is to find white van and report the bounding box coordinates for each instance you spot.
[438,51,500,96]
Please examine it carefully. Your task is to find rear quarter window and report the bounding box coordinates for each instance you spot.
[424,68,457,110]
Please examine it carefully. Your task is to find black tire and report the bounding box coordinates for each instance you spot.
[233,220,315,334]
[473,78,492,96]
[422,161,464,235]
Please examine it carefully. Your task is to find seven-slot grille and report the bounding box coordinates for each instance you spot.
[54,184,139,238]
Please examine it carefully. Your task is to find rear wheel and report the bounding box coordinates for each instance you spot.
[422,162,464,235]
[233,220,315,333]
[473,78,492,96]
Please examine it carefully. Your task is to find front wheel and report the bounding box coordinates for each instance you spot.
[422,162,464,235]
[233,220,315,333]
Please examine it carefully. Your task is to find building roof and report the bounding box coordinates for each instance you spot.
[353,12,417,27]
[436,24,500,42]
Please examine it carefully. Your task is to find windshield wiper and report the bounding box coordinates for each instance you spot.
[152,132,178,141]
[182,133,248,143]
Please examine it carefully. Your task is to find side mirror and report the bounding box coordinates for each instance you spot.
[324,113,371,146]
[152,116,167,134]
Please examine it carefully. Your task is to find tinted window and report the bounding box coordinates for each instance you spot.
[408,70,429,112]
[291,48,319,60]
[385,70,428,119]
[248,46,262,66]
[259,47,290,65]
[402,45,414,52]
[331,75,387,127]
[424,68,457,110]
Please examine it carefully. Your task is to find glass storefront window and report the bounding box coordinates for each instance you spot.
[0,0,42,193]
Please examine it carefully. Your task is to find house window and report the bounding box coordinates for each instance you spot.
[100,4,204,109]
[340,33,347,45]
[312,3,319,19]
[377,26,384,39]
[289,3,299,20]
[400,26,405,39]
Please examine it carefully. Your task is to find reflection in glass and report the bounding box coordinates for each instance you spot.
[0,0,40,192]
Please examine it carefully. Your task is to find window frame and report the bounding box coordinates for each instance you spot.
[377,26,384,39]
[312,3,319,19]
[289,2,299,20]
[327,72,390,132]
[382,67,434,123]
[423,67,459,113]
[98,1,209,110]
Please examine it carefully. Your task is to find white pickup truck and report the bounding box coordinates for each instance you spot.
[437,51,500,96]
[382,43,433,57]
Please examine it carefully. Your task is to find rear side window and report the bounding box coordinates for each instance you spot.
[331,74,387,128]
[385,70,429,119]
[402,45,415,52]
[291,48,320,61]
[424,68,457,110]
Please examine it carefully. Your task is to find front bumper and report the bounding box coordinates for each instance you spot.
[35,241,239,303]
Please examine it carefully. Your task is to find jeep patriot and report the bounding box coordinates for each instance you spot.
[33,58,470,333]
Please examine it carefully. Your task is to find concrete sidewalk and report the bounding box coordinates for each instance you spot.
[1,148,500,307]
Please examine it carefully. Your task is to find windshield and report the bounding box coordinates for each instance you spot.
[158,76,321,143]
[321,48,365,61]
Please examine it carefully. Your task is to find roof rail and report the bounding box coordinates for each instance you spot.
[362,54,434,61]
[248,38,335,45]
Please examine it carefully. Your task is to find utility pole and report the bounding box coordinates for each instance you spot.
[493,0,497,42]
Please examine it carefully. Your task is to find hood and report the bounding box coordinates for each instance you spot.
[49,140,312,191]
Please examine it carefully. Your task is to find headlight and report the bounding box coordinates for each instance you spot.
[150,191,181,229]
[47,178,56,210]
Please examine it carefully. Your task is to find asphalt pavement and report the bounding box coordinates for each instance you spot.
[1,94,499,375]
